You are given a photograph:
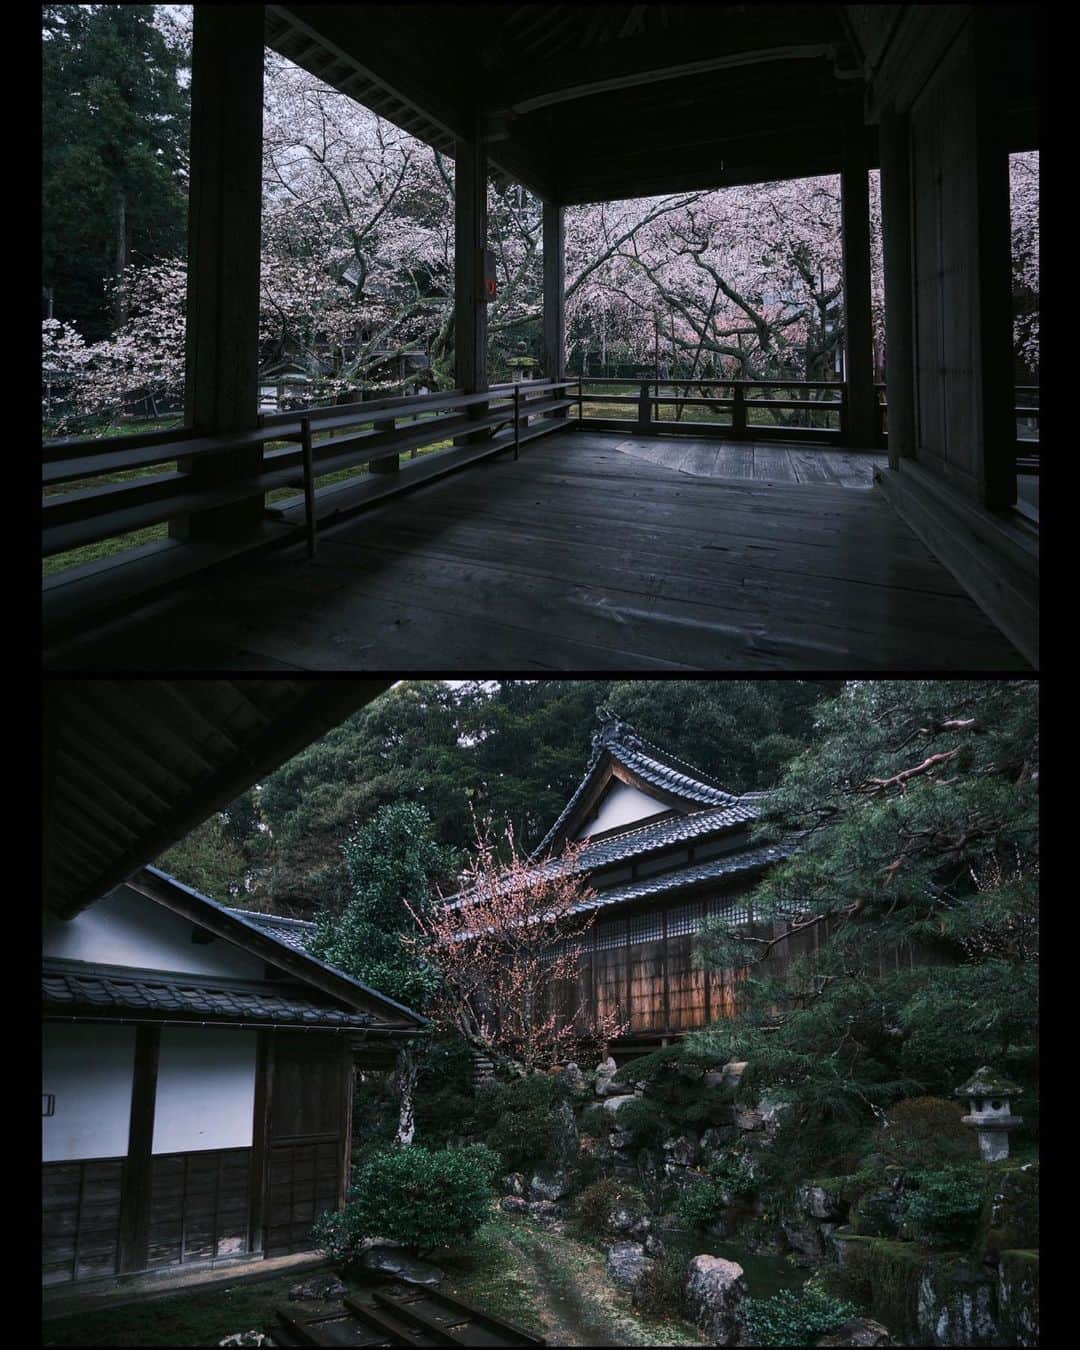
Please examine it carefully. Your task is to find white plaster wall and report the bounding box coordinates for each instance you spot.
[42,885,266,979]
[151,1026,257,1154]
[43,1023,135,1161]
[574,781,668,838]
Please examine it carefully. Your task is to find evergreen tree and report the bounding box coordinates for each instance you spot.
[42,4,189,337]
[308,802,460,1011]
[689,679,1038,1177]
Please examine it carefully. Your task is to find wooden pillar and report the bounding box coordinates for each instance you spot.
[878,105,916,469]
[542,200,566,384]
[248,1029,274,1255]
[840,112,877,450]
[118,1025,160,1273]
[173,4,265,541]
[454,135,488,442]
[971,9,1017,511]
[339,1042,355,1209]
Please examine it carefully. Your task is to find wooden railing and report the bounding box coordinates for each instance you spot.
[577,377,846,442]
[875,384,1040,471]
[42,378,580,640]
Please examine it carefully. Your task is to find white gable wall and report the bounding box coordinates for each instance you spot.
[43,1023,136,1161]
[574,781,669,839]
[152,1027,256,1154]
[42,885,266,980]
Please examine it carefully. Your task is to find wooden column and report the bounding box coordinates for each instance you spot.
[173,4,265,541]
[248,1029,275,1255]
[971,9,1017,510]
[118,1025,160,1273]
[840,113,877,450]
[879,105,916,469]
[542,200,566,385]
[339,1042,356,1210]
[454,135,488,443]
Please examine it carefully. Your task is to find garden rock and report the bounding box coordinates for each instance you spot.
[288,1275,346,1301]
[218,1335,273,1348]
[662,1134,697,1169]
[528,1199,562,1226]
[814,1318,894,1347]
[552,1100,580,1167]
[501,1195,529,1213]
[602,1093,638,1117]
[605,1240,650,1289]
[700,1126,739,1157]
[732,1105,764,1131]
[562,1062,589,1097]
[798,1184,849,1222]
[644,1233,667,1258]
[594,1056,619,1095]
[502,1172,527,1197]
[529,1166,573,1202]
[684,1254,748,1345]
[704,1061,747,1092]
[360,1246,445,1287]
[781,1216,826,1263]
[609,1127,634,1151]
[629,1214,652,1239]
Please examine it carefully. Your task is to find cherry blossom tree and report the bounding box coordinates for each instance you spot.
[404,822,625,1072]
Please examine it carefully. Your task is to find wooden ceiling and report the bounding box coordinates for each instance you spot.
[265,3,870,202]
[43,680,391,919]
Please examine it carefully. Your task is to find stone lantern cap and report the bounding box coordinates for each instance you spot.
[954,1067,1021,1100]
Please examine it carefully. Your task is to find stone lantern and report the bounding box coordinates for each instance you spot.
[955,1066,1023,1162]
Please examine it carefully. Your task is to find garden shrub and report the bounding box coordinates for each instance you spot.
[614,1096,665,1146]
[579,1103,607,1137]
[312,1144,498,1258]
[741,1280,858,1347]
[676,1154,756,1228]
[896,1165,984,1247]
[477,1074,572,1171]
[574,1178,648,1237]
[880,1097,978,1169]
[632,1252,687,1315]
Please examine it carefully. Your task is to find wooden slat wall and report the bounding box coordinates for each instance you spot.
[42,1159,124,1285]
[265,1139,341,1256]
[146,1148,251,1269]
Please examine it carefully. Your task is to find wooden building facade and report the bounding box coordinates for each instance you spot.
[42,866,424,1287]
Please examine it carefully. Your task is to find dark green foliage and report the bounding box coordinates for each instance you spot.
[579,1103,607,1137]
[189,680,832,912]
[676,1156,756,1228]
[43,5,189,339]
[573,1179,648,1237]
[412,1033,478,1146]
[878,1097,978,1169]
[897,1166,985,1247]
[308,801,458,1010]
[613,1097,664,1147]
[690,681,1038,1188]
[741,1281,859,1347]
[632,1253,687,1315]
[475,1075,571,1172]
[313,1145,498,1257]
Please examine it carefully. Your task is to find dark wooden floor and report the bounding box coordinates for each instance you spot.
[47,430,1026,671]
[612,436,885,487]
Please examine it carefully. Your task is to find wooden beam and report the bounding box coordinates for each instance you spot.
[971,9,1018,511]
[840,109,877,449]
[878,104,916,467]
[118,1025,160,1274]
[454,135,489,442]
[542,202,566,384]
[175,4,265,542]
[248,1029,274,1255]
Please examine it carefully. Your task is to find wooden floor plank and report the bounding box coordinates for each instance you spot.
[44,429,1026,671]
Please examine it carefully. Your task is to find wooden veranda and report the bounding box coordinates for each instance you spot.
[41,5,1041,669]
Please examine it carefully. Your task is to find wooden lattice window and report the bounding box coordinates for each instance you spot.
[628,911,663,943]
[667,900,704,937]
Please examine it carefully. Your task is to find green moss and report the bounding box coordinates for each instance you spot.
[831,1235,928,1337]
[976,1165,1039,1260]
[991,1250,1039,1349]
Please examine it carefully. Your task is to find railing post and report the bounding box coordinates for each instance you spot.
[732,383,746,439]
[513,384,520,461]
[578,377,584,427]
[300,415,316,559]
[637,381,652,433]
[369,417,399,475]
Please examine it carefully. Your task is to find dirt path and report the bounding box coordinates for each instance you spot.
[499,1222,706,1349]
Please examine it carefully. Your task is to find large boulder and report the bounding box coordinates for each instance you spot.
[684,1255,748,1346]
[288,1275,346,1301]
[704,1061,748,1093]
[360,1246,444,1287]
[529,1166,574,1202]
[602,1093,638,1117]
[814,1318,894,1347]
[605,1241,650,1289]
[782,1216,827,1262]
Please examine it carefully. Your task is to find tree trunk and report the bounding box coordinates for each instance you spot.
[113,187,129,328]
[393,1044,417,1147]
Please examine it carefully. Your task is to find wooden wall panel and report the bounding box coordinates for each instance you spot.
[594,918,629,1027]
[666,934,707,1030]
[145,1148,251,1270]
[265,1140,340,1256]
[42,1159,124,1285]
[628,939,664,1032]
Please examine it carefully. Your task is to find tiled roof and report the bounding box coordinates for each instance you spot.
[231,909,317,954]
[533,713,766,859]
[42,959,375,1027]
[575,802,759,870]
[569,841,791,914]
